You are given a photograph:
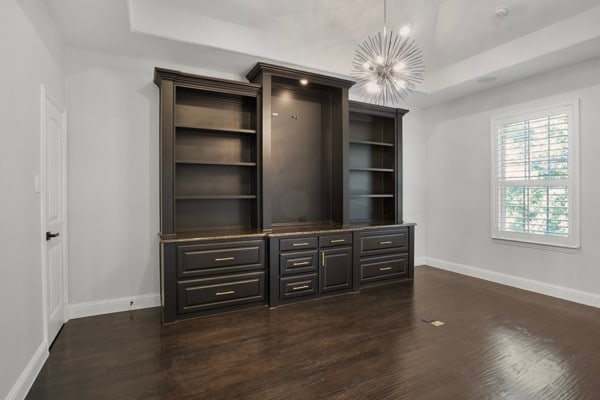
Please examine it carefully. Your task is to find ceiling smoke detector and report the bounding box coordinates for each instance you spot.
[495,7,509,18]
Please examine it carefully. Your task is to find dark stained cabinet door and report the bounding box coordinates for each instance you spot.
[319,247,352,293]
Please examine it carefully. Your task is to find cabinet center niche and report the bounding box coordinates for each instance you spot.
[271,78,332,224]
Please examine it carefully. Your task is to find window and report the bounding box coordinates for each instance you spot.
[491,101,579,249]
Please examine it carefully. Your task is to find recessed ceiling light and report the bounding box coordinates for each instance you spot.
[495,7,509,18]
[399,25,411,36]
[299,78,308,85]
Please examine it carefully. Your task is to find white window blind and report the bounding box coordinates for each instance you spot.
[491,101,579,248]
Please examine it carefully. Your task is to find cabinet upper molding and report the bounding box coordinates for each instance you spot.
[245,62,355,88]
[154,67,261,97]
[349,100,409,117]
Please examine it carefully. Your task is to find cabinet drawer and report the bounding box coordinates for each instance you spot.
[177,240,264,278]
[280,274,318,300]
[280,250,318,275]
[319,233,353,248]
[360,230,408,255]
[279,236,318,251]
[360,253,408,283]
[177,272,265,313]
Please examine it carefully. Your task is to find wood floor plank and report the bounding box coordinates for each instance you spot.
[27,266,600,399]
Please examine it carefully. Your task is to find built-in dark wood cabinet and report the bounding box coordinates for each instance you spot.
[156,64,415,323]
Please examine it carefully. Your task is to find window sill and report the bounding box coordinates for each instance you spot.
[492,237,581,253]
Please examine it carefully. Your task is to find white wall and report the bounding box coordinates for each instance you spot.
[0,0,64,398]
[403,108,428,263]
[64,48,250,312]
[64,47,430,312]
[426,57,600,302]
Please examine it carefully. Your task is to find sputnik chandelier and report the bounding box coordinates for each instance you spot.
[351,0,425,105]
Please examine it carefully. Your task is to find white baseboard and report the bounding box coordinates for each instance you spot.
[5,340,48,400]
[425,257,600,309]
[66,293,161,320]
[414,256,427,266]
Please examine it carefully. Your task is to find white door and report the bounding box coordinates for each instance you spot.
[41,86,67,345]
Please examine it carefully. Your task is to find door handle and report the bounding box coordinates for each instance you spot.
[46,231,60,241]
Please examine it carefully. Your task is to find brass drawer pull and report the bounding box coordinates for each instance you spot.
[215,257,235,262]
[379,241,392,245]
[330,239,345,243]
[292,242,309,247]
[292,285,309,291]
[379,267,392,271]
[216,290,235,296]
[292,261,310,266]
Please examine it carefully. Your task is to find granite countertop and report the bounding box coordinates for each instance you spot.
[159,221,416,243]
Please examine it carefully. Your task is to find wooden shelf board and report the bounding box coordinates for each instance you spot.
[350,194,394,198]
[349,139,394,147]
[176,195,257,200]
[175,124,256,134]
[349,167,394,173]
[175,160,257,167]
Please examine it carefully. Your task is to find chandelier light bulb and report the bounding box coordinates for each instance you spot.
[393,62,406,72]
[363,61,371,70]
[399,25,411,36]
[375,56,384,65]
[367,82,381,93]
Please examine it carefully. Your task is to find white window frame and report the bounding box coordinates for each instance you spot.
[490,100,580,249]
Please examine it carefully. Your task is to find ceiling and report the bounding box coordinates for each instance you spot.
[45,0,600,107]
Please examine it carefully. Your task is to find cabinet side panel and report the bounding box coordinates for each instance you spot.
[162,243,177,323]
[160,80,175,233]
[332,87,350,225]
[261,74,272,229]
[408,225,415,279]
[397,111,404,224]
[268,237,280,307]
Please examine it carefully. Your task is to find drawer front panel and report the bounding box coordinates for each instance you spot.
[360,230,408,254]
[177,240,264,278]
[280,250,318,276]
[279,236,318,251]
[319,233,353,248]
[360,253,408,283]
[280,274,318,300]
[178,272,265,313]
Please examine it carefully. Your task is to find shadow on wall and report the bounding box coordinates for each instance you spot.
[430,56,600,121]
[139,81,160,296]
[18,0,64,66]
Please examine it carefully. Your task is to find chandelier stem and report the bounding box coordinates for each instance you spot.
[383,0,387,36]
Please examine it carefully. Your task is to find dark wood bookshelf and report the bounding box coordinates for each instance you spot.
[348,101,408,224]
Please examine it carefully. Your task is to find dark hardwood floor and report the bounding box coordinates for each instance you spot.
[27,266,600,400]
